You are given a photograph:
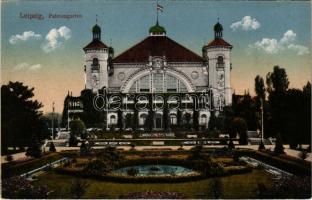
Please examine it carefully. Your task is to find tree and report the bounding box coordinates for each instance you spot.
[255,75,266,102]
[25,136,42,158]
[266,66,289,94]
[69,178,89,199]
[230,117,248,144]
[266,66,289,137]
[70,119,86,137]
[1,82,49,153]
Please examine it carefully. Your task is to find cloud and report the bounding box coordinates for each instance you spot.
[251,29,310,55]
[42,26,71,52]
[230,16,261,31]
[14,63,42,71]
[254,38,279,54]
[9,31,42,44]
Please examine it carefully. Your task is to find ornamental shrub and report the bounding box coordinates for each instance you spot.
[49,142,56,152]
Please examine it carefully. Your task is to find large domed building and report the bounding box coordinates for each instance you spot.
[64,19,233,131]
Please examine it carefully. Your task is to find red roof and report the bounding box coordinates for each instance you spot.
[113,36,203,63]
[83,40,108,50]
[206,38,232,48]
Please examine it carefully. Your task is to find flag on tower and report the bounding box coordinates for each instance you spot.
[157,3,164,12]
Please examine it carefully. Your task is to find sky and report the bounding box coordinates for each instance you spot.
[1,0,311,113]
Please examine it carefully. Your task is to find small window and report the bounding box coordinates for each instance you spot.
[217,56,224,64]
[93,58,99,65]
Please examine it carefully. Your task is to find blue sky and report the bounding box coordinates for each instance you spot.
[1,0,311,112]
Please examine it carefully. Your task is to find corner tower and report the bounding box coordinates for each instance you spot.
[203,21,233,107]
[83,22,109,93]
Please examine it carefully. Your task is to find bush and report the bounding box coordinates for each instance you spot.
[2,176,48,199]
[258,140,265,150]
[80,142,91,156]
[126,168,139,176]
[257,176,311,199]
[69,135,78,147]
[70,119,86,137]
[289,143,298,149]
[5,154,13,162]
[228,140,235,149]
[83,159,112,176]
[49,142,56,152]
[25,145,42,158]
[119,191,186,199]
[298,150,308,160]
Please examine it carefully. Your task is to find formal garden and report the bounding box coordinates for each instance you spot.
[2,144,311,199]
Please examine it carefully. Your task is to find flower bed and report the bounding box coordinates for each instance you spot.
[119,191,186,199]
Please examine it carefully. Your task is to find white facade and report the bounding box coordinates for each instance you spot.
[82,21,233,129]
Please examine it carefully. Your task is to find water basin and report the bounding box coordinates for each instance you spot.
[113,165,198,177]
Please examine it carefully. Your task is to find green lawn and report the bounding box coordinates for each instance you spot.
[34,169,272,199]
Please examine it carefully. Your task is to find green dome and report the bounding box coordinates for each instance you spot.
[214,22,223,32]
[149,22,166,34]
[92,24,101,33]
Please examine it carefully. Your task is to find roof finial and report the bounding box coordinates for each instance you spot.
[110,38,112,46]
[96,14,98,24]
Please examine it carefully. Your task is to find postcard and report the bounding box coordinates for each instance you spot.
[1,0,311,199]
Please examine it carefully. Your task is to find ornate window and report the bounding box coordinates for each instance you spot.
[129,73,189,93]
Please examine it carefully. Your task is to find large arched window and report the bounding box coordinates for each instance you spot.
[129,73,188,93]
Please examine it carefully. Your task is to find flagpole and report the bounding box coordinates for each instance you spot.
[156,0,159,24]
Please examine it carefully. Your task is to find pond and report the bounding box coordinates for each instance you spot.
[113,165,198,177]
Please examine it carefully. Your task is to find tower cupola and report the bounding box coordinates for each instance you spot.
[92,24,101,41]
[214,22,223,39]
[149,21,166,36]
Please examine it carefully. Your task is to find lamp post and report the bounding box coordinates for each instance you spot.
[259,98,265,150]
[52,102,55,140]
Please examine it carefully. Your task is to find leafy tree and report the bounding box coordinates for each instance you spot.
[70,119,86,137]
[25,137,42,158]
[255,75,266,102]
[230,117,248,144]
[266,66,289,137]
[1,82,49,153]
[69,178,89,199]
